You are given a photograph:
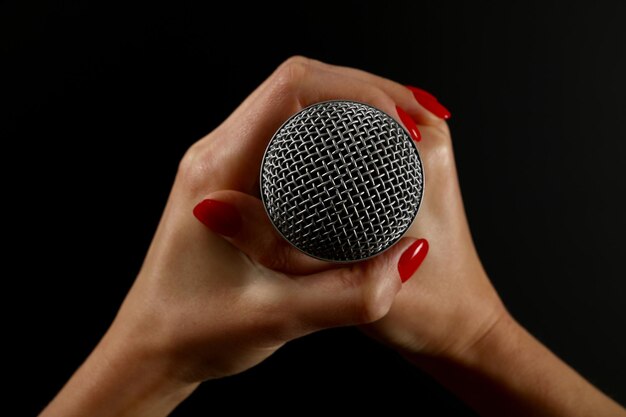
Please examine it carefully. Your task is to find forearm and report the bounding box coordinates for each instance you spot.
[40,323,198,417]
[408,313,625,417]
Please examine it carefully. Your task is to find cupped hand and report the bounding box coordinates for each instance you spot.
[205,57,507,362]
[42,57,626,417]
[364,112,506,361]
[107,57,436,386]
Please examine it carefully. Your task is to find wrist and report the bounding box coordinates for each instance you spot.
[98,323,200,413]
[402,307,520,369]
[449,310,523,368]
[403,306,626,417]
[401,313,531,416]
[41,316,198,417]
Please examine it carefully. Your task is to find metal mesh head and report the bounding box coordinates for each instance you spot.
[260,101,424,262]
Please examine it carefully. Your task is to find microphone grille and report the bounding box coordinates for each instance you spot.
[260,101,424,262]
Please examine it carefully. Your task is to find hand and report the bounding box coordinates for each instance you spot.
[363,95,506,360]
[200,59,625,417]
[41,56,432,417]
[204,59,507,361]
[43,57,625,417]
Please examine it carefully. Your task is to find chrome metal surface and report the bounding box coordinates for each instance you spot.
[260,101,424,262]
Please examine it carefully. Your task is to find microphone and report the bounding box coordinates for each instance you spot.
[260,101,424,262]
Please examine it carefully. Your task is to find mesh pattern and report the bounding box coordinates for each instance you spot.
[260,101,424,262]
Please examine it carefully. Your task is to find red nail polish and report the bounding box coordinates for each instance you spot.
[396,106,421,142]
[406,86,451,120]
[397,239,429,283]
[193,199,241,237]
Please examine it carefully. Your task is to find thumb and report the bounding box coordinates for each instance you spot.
[192,190,336,274]
[288,238,429,331]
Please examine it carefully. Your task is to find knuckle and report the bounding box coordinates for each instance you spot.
[177,142,201,174]
[281,55,314,72]
[424,134,455,169]
[345,264,395,323]
[177,141,216,196]
[270,56,313,95]
[419,124,454,163]
[358,284,392,323]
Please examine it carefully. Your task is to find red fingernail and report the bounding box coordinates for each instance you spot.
[396,106,421,142]
[406,86,451,120]
[193,199,241,237]
[397,239,429,283]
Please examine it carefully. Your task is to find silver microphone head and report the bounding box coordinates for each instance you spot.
[260,101,424,262]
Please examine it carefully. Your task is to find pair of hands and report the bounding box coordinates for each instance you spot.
[42,57,626,417]
[116,56,504,384]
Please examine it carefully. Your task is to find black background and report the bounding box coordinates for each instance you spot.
[3,1,625,415]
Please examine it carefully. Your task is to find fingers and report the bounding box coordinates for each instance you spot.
[286,237,428,331]
[209,58,397,192]
[192,189,430,332]
[188,56,447,197]
[313,60,446,127]
[192,189,430,334]
[193,190,339,274]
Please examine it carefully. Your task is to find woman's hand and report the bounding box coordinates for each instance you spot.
[197,57,506,362]
[363,96,506,360]
[41,57,433,417]
[43,57,624,417]
[190,58,625,417]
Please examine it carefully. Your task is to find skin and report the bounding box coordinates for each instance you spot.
[41,57,626,417]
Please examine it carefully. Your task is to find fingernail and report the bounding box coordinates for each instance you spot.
[406,86,451,120]
[396,106,421,142]
[398,239,429,283]
[193,199,241,237]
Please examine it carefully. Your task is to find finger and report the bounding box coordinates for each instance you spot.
[192,57,401,195]
[287,238,429,331]
[194,190,339,274]
[311,60,449,127]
